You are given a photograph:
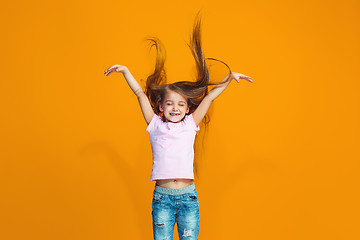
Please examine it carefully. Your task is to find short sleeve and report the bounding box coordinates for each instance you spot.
[146,114,161,132]
[187,114,200,132]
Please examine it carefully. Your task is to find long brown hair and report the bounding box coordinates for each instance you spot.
[144,11,232,178]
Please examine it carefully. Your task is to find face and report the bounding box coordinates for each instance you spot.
[159,90,189,123]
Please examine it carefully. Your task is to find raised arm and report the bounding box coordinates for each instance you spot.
[192,72,253,126]
[104,64,154,124]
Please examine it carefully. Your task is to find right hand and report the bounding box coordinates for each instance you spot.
[104,64,128,76]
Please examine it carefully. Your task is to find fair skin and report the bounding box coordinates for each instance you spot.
[104,64,252,189]
[159,91,190,123]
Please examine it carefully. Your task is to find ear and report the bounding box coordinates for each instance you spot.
[159,103,164,112]
[186,105,190,114]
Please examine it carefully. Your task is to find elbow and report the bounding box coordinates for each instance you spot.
[205,94,215,103]
[135,88,145,98]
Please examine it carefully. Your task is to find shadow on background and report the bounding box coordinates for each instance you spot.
[76,139,151,239]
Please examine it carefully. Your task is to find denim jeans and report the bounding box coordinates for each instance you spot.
[152,182,200,240]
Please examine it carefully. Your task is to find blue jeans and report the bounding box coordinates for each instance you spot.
[152,182,200,240]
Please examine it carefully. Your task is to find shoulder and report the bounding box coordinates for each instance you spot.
[183,114,200,131]
[146,114,163,132]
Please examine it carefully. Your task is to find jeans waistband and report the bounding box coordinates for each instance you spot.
[154,182,196,196]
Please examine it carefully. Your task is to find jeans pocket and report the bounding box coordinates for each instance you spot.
[186,192,198,201]
[153,192,165,203]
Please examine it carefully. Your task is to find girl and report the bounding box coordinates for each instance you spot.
[104,13,252,240]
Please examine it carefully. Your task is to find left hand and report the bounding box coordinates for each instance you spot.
[231,72,253,83]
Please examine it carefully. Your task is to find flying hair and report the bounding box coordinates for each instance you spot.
[143,11,232,178]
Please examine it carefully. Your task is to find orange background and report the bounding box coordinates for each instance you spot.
[1,0,359,239]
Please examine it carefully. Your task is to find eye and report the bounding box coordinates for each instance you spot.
[179,104,185,106]
[166,103,172,105]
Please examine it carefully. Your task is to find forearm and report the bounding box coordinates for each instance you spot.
[206,74,232,101]
[122,68,144,97]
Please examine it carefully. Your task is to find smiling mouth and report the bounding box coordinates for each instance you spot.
[170,113,180,116]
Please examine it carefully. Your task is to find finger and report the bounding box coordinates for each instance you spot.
[106,68,115,75]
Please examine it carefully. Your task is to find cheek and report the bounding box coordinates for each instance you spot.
[181,106,188,112]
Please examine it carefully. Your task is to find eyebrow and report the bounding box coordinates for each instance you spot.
[165,100,186,103]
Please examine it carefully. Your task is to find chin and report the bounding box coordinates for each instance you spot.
[169,118,181,123]
[167,115,184,122]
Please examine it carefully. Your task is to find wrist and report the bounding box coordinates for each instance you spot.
[122,67,129,74]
